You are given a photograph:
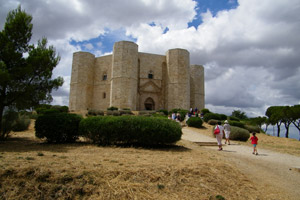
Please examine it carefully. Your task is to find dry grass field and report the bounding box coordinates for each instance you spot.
[0,121,299,199]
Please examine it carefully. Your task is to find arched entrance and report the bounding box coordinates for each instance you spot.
[144,97,155,110]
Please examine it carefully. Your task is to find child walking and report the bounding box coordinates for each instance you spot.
[250,132,258,155]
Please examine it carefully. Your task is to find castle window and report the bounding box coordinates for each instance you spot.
[103,74,107,80]
[103,92,106,99]
[148,70,153,79]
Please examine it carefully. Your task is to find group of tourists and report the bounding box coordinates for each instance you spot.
[170,112,182,122]
[214,120,259,155]
[188,107,203,118]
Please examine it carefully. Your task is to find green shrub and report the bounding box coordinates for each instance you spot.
[138,111,156,116]
[158,109,168,116]
[106,110,121,116]
[186,117,203,128]
[51,105,69,113]
[1,110,19,139]
[35,113,82,143]
[219,114,227,120]
[36,105,68,114]
[87,109,104,116]
[12,114,31,132]
[208,119,218,125]
[229,121,245,128]
[107,106,118,111]
[201,108,210,115]
[119,110,133,115]
[229,116,240,121]
[203,113,221,122]
[79,116,182,145]
[229,126,250,141]
[244,125,261,133]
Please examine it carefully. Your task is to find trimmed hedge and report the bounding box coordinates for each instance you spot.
[229,121,245,128]
[186,117,203,128]
[229,126,250,141]
[79,116,182,145]
[158,109,168,116]
[87,109,104,116]
[203,113,221,122]
[36,105,69,115]
[35,113,82,143]
[107,106,118,111]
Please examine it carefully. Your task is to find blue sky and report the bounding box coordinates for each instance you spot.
[1,0,299,117]
[70,0,239,55]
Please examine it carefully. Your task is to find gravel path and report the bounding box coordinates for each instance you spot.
[182,127,300,200]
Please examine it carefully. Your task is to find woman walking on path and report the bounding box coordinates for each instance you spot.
[250,132,259,155]
[224,120,231,145]
[215,121,225,151]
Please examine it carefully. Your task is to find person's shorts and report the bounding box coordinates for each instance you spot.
[253,144,257,147]
[225,131,230,139]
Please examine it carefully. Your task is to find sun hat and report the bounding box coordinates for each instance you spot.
[224,120,228,123]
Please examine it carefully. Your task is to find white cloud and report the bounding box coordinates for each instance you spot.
[1,0,299,117]
[83,43,94,50]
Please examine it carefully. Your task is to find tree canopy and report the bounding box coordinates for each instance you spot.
[231,110,248,120]
[265,105,300,138]
[0,6,63,139]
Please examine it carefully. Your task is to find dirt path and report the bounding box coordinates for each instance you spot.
[182,127,300,200]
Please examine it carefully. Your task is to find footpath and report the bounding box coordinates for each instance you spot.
[181,127,300,200]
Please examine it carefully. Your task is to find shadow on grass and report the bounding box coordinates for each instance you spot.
[0,137,93,153]
[111,142,191,152]
[0,137,190,153]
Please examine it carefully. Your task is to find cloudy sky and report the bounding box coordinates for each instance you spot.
[1,0,299,117]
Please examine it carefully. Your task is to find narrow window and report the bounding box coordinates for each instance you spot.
[103,74,107,80]
[148,70,153,79]
[103,92,106,99]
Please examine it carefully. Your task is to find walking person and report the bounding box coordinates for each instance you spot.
[224,120,231,145]
[250,132,259,155]
[214,121,225,151]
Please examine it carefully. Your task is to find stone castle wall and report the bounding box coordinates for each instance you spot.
[69,41,205,112]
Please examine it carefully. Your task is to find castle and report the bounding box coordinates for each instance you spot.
[69,41,204,112]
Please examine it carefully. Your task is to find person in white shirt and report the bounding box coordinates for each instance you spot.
[215,121,225,151]
[223,120,231,145]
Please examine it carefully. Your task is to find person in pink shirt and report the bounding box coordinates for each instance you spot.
[250,132,258,155]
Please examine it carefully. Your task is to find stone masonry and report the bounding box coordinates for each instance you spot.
[69,41,204,112]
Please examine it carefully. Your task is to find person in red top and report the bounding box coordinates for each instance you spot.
[250,132,258,155]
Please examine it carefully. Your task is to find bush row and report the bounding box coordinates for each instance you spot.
[79,116,182,145]
[35,105,69,115]
[35,114,182,145]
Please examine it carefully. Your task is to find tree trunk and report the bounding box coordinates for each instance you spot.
[276,123,281,137]
[284,121,291,138]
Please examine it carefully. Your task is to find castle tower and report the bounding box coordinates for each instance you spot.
[69,52,95,111]
[166,49,190,110]
[190,65,205,110]
[110,41,138,110]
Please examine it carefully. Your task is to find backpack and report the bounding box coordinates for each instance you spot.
[214,125,220,135]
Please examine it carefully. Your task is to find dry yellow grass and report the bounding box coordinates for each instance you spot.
[0,121,298,199]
